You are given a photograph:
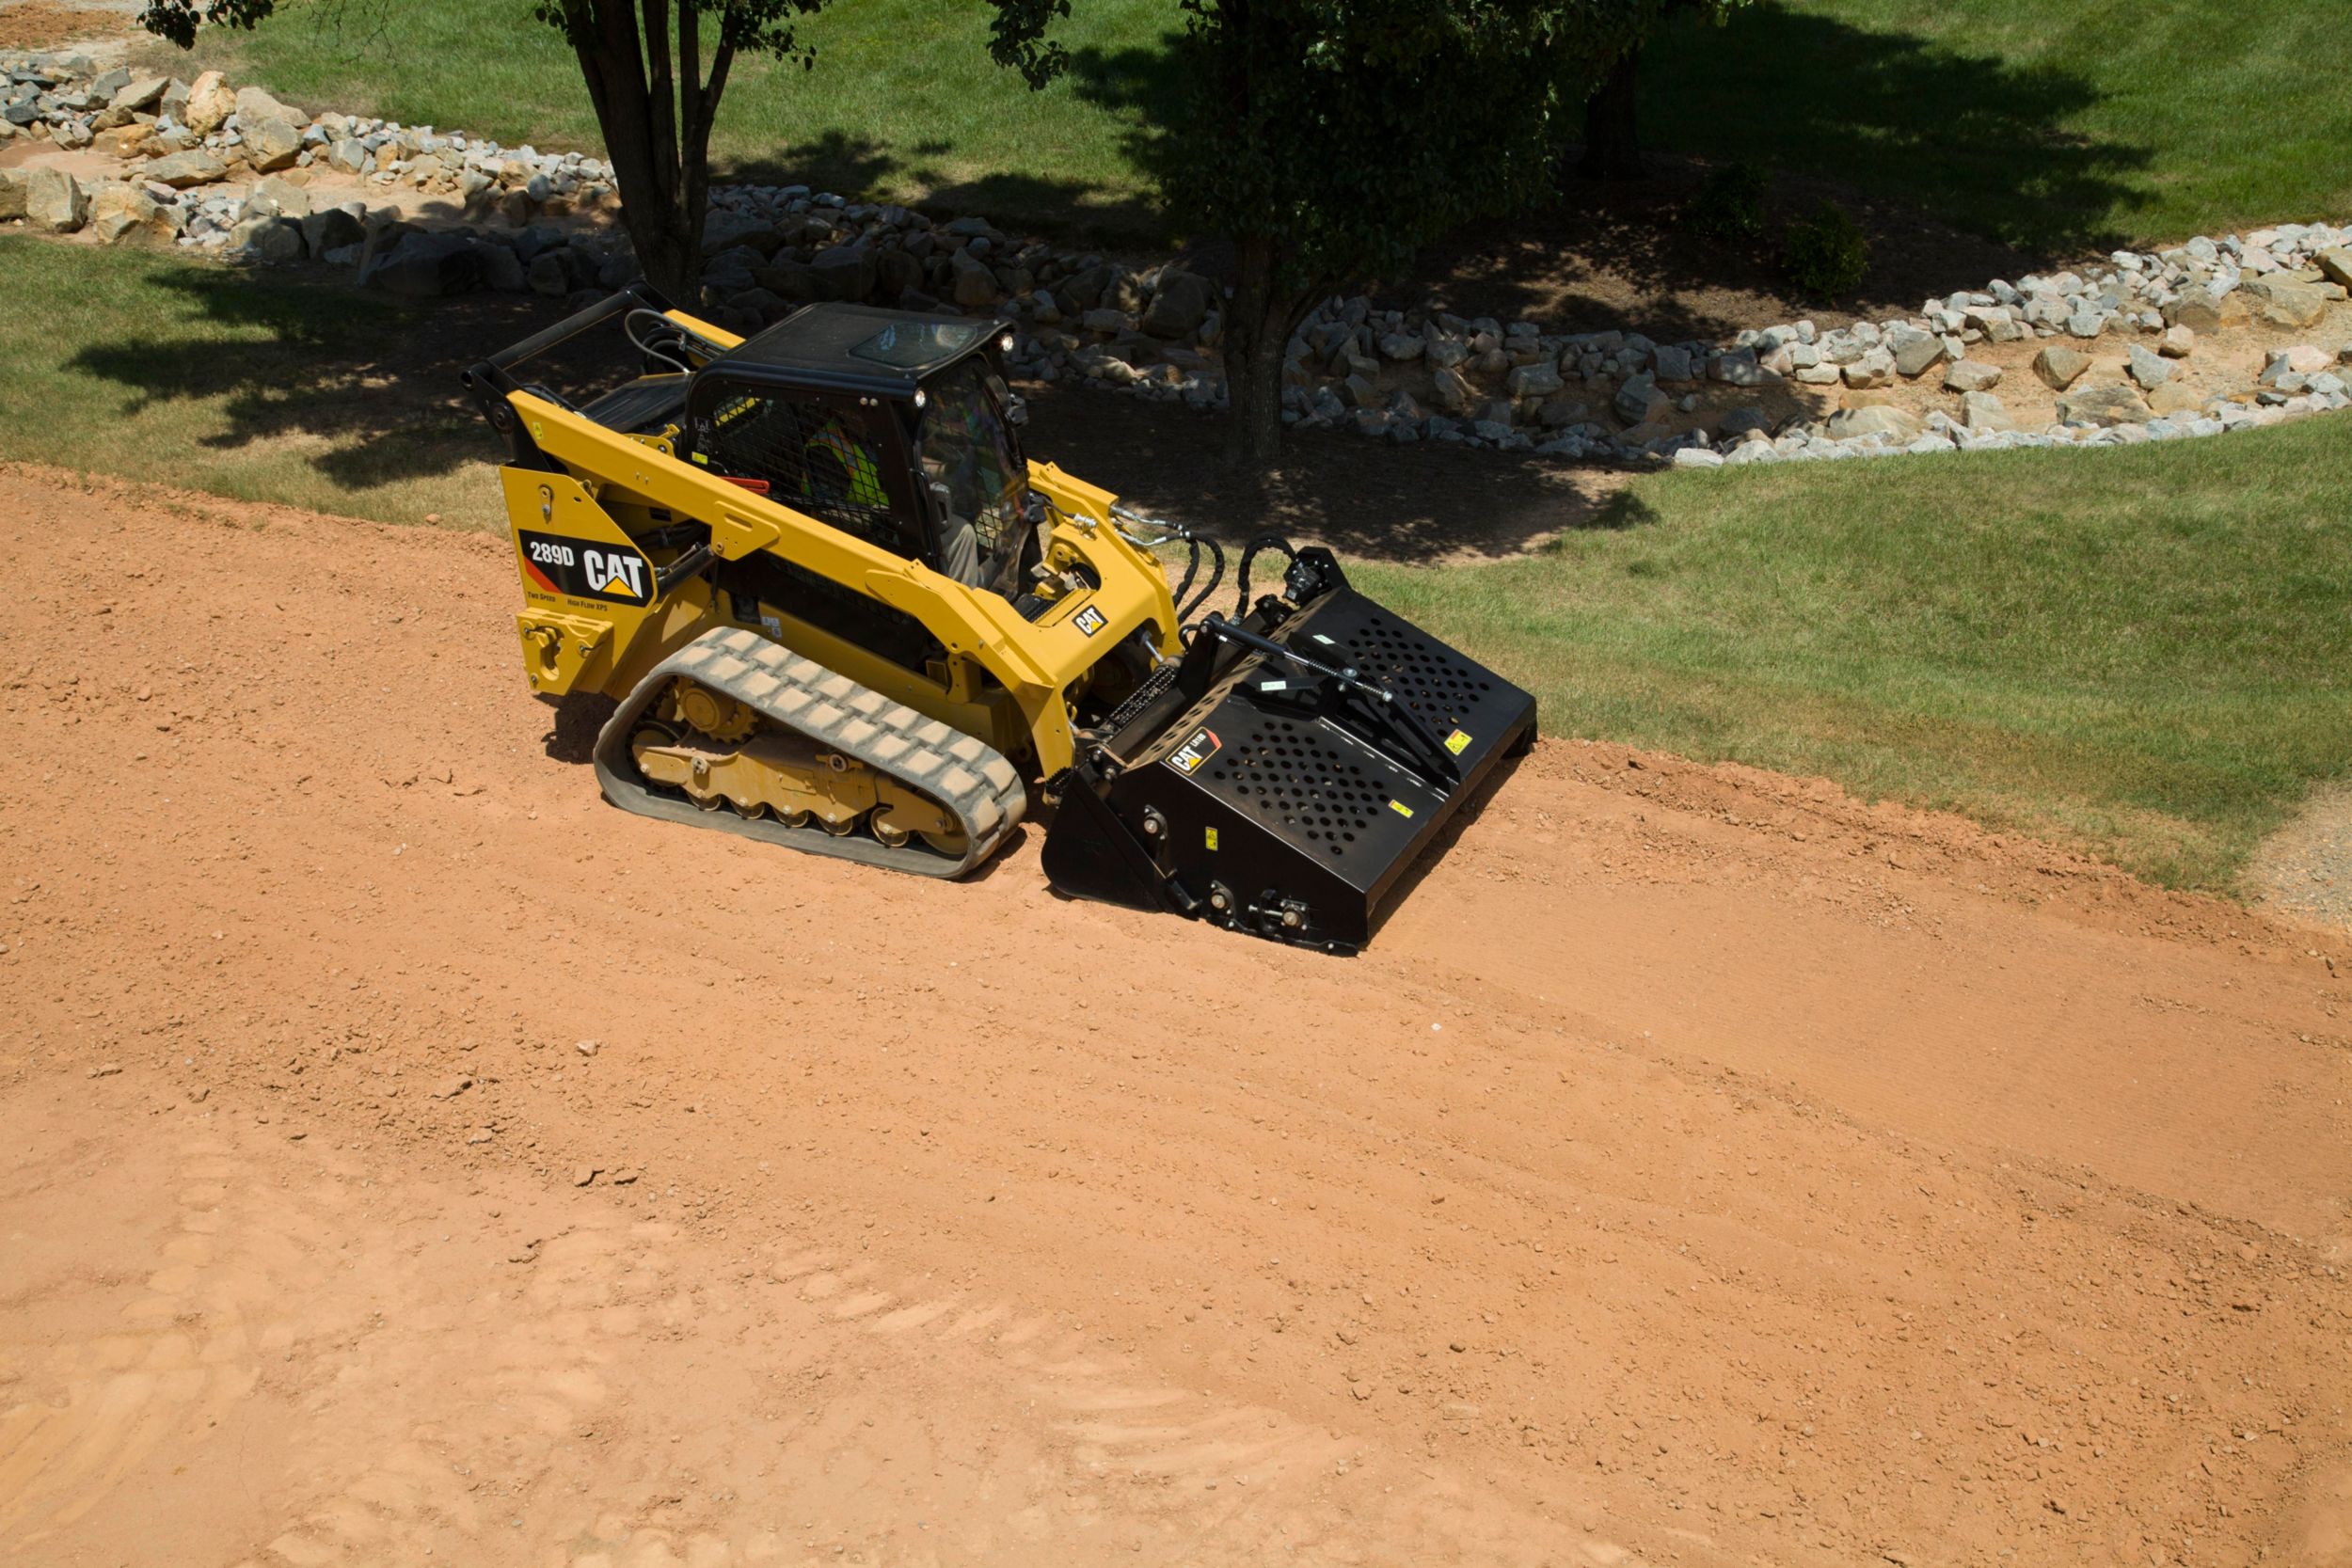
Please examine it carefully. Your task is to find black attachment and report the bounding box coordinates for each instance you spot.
[1041,582,1537,955]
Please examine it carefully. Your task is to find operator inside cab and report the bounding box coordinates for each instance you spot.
[915,359,1032,597]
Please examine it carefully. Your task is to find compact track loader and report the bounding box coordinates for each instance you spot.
[465,286,1534,952]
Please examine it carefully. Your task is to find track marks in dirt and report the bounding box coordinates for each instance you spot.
[0,1135,265,1553]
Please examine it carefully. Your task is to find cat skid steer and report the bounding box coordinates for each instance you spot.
[464,286,1534,953]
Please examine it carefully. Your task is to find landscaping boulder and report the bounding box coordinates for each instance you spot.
[244,117,305,173]
[2125,343,2172,389]
[230,214,307,265]
[24,167,88,234]
[2158,325,2195,358]
[949,247,1000,308]
[755,260,826,304]
[147,149,229,188]
[1433,364,1476,415]
[1140,268,1215,340]
[2032,345,2091,390]
[2054,383,2151,427]
[1942,360,2001,393]
[1885,325,1946,378]
[328,137,369,176]
[0,168,25,223]
[810,242,876,302]
[527,252,570,297]
[2317,247,2352,292]
[360,230,502,296]
[2146,382,2203,416]
[234,85,309,128]
[183,70,236,135]
[1652,344,1696,384]
[110,75,170,114]
[89,182,179,245]
[298,205,367,258]
[1959,390,2016,432]
[2240,276,2328,329]
[1824,404,1923,441]
[1506,360,1564,400]
[91,123,154,159]
[1613,372,1668,425]
[2169,287,2249,334]
[245,175,312,221]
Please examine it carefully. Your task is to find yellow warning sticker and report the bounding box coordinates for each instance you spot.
[1205,826,1220,850]
[1389,800,1416,818]
[1445,728,1472,754]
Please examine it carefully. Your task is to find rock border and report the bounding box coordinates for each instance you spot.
[8,46,2351,470]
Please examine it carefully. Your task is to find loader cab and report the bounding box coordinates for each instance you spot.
[682,305,1035,595]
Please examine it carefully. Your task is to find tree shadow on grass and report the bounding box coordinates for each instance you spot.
[723,126,1168,249]
[1640,1,2152,256]
[63,258,584,493]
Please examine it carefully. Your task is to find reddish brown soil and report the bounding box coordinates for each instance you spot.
[0,2,129,52]
[4,465,2350,1568]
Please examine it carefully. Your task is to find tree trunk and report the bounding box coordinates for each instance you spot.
[1223,232,1302,471]
[567,0,712,303]
[1578,44,1643,182]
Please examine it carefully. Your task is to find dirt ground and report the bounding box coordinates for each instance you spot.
[2,462,2350,1568]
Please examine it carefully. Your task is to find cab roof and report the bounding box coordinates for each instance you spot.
[707,303,1010,400]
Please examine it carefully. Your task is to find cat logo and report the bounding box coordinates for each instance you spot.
[1165,725,1221,776]
[582,548,648,602]
[517,531,654,607]
[1073,604,1107,638]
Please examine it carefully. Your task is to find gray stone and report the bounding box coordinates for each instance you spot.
[2125,343,2173,389]
[1886,325,1946,378]
[145,148,228,188]
[298,205,365,257]
[230,214,306,264]
[1140,268,1215,340]
[23,166,87,233]
[2241,276,2327,328]
[2159,325,2195,357]
[1824,404,1924,442]
[1505,361,1563,400]
[234,85,308,128]
[2054,382,2152,427]
[1960,391,2016,433]
[87,182,177,245]
[1672,447,1724,469]
[1613,372,1668,425]
[2032,345,2092,390]
[1708,347,1766,387]
[809,242,876,302]
[527,251,570,297]
[2316,247,2352,292]
[0,168,25,223]
[111,74,169,113]
[949,247,999,308]
[1652,344,1695,383]
[360,230,501,297]
[1942,359,2002,393]
[1432,364,1474,414]
[327,136,368,175]
[2064,308,2106,340]
[243,116,304,172]
[246,173,311,219]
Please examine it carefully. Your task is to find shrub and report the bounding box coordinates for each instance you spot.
[1682,161,1772,245]
[1781,199,1870,303]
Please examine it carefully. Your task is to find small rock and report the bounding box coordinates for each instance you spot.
[2125,343,2173,388]
[1941,359,2001,393]
[1505,361,1563,399]
[1960,390,2015,433]
[2032,345,2092,390]
[430,1073,474,1101]
[2158,325,2195,358]
[575,1038,600,1056]
[2316,248,2352,292]
[2242,276,2327,329]
[572,1166,598,1187]
[2055,382,2152,427]
[1824,404,1923,441]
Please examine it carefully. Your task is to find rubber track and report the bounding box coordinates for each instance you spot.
[591,627,1027,879]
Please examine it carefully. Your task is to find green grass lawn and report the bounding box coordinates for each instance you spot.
[1357,426,2352,891]
[174,0,2351,252]
[172,0,1181,244]
[1643,0,2352,252]
[9,238,2346,895]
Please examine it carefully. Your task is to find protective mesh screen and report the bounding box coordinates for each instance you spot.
[700,395,904,553]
